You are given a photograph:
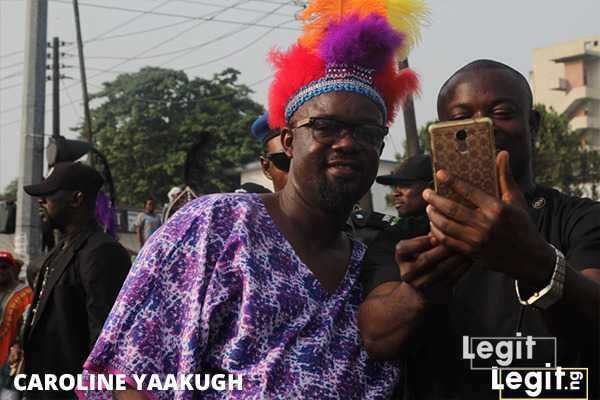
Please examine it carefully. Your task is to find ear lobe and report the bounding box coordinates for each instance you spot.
[281,128,294,159]
[71,192,85,208]
[529,109,541,141]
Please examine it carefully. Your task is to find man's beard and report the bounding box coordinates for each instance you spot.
[317,176,365,216]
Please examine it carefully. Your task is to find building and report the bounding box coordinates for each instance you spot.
[240,159,397,215]
[531,36,600,148]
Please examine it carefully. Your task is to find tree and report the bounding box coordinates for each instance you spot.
[88,67,263,206]
[1,178,18,201]
[534,104,600,198]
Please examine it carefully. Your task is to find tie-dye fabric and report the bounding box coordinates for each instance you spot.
[79,193,399,400]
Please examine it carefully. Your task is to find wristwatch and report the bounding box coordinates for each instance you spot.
[515,244,566,309]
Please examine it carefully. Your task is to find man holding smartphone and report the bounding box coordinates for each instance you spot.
[359,59,600,399]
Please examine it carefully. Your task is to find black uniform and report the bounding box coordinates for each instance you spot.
[23,223,131,399]
[361,186,600,400]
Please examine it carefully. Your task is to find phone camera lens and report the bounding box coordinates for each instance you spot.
[456,130,467,141]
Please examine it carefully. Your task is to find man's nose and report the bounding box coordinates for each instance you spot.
[331,129,361,150]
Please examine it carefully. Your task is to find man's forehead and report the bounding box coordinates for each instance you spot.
[440,69,528,109]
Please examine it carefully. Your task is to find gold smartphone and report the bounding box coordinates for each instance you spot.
[429,117,498,208]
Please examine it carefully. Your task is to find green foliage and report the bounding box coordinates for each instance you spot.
[1,178,18,200]
[533,104,600,198]
[88,67,263,206]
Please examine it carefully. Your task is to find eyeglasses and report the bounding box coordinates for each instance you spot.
[292,117,388,149]
[264,152,290,172]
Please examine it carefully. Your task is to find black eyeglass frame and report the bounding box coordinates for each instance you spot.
[292,117,389,149]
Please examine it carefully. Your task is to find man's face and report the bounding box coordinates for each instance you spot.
[145,200,155,213]
[437,68,537,183]
[260,136,289,192]
[284,91,383,215]
[392,181,428,217]
[38,190,71,230]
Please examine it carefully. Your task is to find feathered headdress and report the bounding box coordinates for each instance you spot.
[268,0,428,129]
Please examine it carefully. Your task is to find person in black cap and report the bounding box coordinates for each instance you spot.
[15,162,131,399]
[347,155,432,247]
[240,112,289,193]
[376,154,432,218]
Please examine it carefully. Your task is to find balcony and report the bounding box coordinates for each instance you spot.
[559,87,600,115]
[569,115,600,131]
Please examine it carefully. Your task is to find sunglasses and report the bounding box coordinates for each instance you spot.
[292,117,388,150]
[264,152,290,172]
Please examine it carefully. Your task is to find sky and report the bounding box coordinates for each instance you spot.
[0,0,599,191]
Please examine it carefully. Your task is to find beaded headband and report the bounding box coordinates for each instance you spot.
[284,64,387,124]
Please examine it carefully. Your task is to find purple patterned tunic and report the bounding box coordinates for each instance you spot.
[79,193,399,399]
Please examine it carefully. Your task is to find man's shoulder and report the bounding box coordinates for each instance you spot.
[535,186,600,217]
[350,209,399,229]
[82,230,129,258]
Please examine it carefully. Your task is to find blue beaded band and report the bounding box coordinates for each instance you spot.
[284,64,387,124]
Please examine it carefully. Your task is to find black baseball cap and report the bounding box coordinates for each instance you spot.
[24,162,103,197]
[376,154,433,186]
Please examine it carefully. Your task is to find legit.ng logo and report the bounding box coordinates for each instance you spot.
[462,333,588,399]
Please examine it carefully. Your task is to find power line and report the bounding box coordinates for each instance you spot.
[0,50,24,59]
[61,77,81,121]
[173,0,296,18]
[0,73,273,129]
[85,19,198,44]
[49,0,300,31]
[182,18,295,71]
[0,61,24,70]
[0,81,22,91]
[159,1,293,67]
[81,0,175,44]
[76,0,289,82]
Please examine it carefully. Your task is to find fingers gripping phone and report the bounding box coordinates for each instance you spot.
[429,118,498,208]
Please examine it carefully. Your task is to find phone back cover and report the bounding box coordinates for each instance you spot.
[429,118,498,208]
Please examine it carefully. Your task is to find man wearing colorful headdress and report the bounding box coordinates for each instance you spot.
[79,1,426,399]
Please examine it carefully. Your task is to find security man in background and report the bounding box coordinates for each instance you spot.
[349,154,432,246]
[376,154,432,218]
[19,162,131,399]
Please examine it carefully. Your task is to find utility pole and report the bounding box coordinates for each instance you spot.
[73,0,93,147]
[399,59,421,156]
[15,0,48,266]
[51,37,60,138]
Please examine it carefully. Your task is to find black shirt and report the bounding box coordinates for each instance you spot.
[361,186,600,399]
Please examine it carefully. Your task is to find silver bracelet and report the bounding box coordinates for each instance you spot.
[515,244,566,309]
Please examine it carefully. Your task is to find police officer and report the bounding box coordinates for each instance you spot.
[348,154,433,246]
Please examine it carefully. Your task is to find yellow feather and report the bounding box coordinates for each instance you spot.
[385,0,430,60]
[298,0,429,59]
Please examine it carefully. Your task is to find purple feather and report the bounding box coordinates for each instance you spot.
[319,14,403,70]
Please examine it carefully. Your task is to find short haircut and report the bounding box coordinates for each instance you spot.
[437,59,533,116]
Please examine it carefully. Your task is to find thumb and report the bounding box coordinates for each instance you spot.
[496,151,526,207]
[497,151,514,194]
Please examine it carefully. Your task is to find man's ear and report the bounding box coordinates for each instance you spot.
[281,127,294,159]
[259,156,273,181]
[71,191,85,208]
[529,109,541,144]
